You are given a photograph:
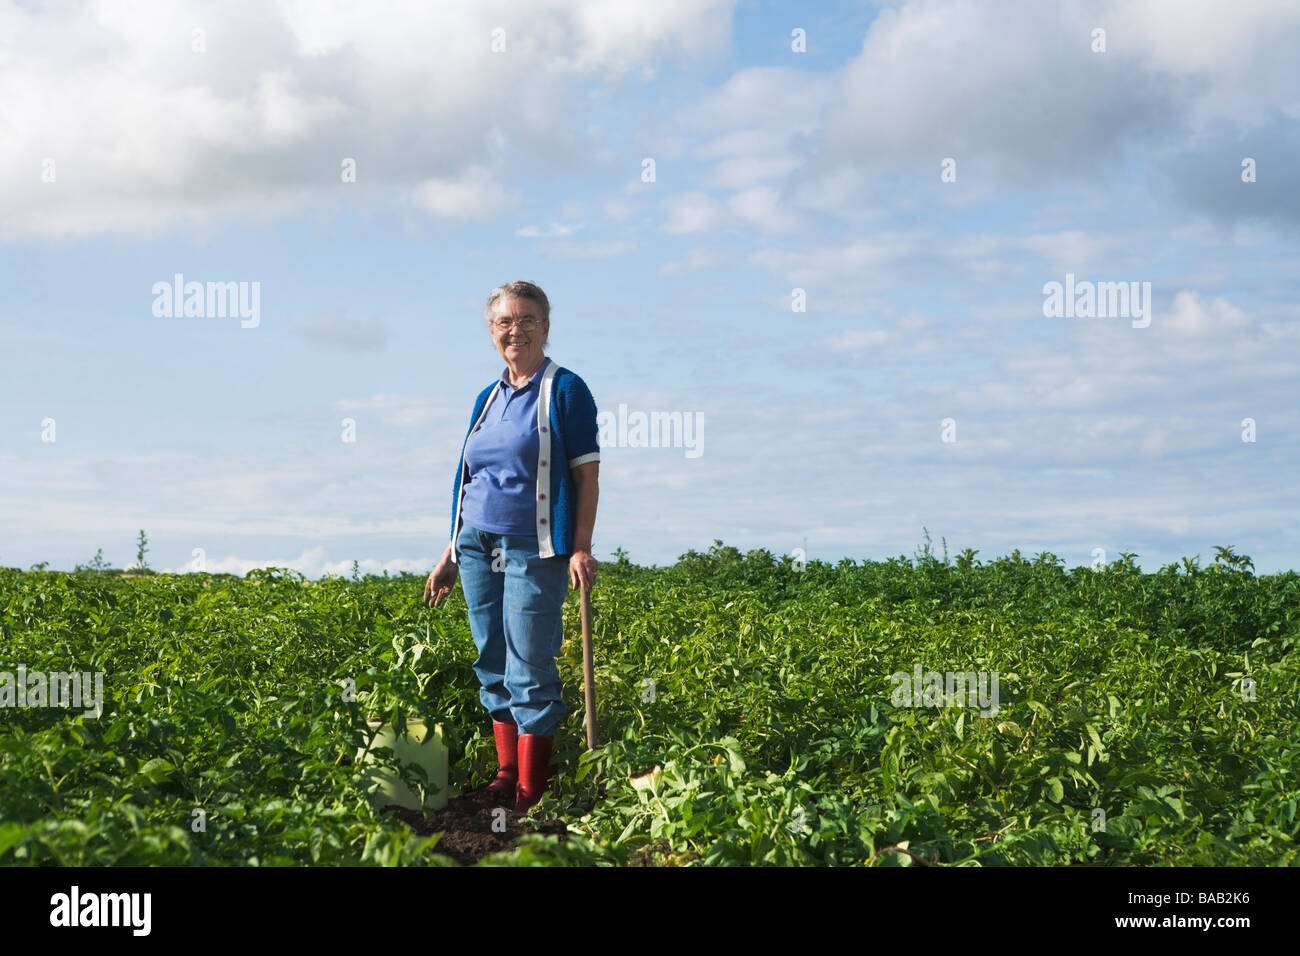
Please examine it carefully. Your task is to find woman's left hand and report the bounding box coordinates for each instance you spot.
[569,548,598,591]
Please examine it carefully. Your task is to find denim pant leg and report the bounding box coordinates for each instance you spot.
[501,533,570,737]
[456,523,513,724]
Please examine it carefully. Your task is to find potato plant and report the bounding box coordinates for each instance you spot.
[1,541,1296,866]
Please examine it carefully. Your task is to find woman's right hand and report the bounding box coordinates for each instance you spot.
[424,549,459,608]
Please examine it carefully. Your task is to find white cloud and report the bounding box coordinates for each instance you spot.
[515,221,581,238]
[805,0,1300,195]
[0,0,739,238]
[1163,290,1254,337]
[561,0,736,76]
[669,66,835,224]
[697,127,797,162]
[332,394,462,428]
[1105,0,1300,130]
[824,329,891,352]
[660,191,726,234]
[748,231,928,286]
[1015,231,1123,274]
[727,185,804,234]
[602,197,636,222]
[534,239,637,260]
[675,66,833,135]
[702,154,803,191]
[413,165,522,221]
[162,546,436,579]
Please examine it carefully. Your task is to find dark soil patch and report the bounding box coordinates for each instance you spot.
[383,789,568,865]
[626,838,699,867]
[627,838,672,867]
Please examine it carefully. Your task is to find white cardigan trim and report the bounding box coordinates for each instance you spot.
[535,359,559,557]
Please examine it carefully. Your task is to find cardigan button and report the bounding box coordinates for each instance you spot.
[540,426,548,432]
[539,493,546,499]
[540,518,547,524]
[540,460,547,466]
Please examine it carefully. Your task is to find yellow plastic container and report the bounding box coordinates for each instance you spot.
[357,717,449,812]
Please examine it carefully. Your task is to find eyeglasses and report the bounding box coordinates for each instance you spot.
[491,316,542,331]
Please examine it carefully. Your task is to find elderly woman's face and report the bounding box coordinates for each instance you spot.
[490,295,548,370]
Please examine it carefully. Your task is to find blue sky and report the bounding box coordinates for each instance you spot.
[2,0,1298,577]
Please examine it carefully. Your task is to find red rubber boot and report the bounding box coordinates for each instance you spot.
[486,721,518,800]
[514,734,553,813]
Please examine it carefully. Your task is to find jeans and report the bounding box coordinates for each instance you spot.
[456,522,570,737]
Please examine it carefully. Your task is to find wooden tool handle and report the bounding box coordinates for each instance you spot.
[580,582,597,750]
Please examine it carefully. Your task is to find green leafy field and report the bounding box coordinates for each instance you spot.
[2,540,1296,865]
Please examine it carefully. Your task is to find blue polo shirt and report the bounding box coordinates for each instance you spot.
[458,361,546,535]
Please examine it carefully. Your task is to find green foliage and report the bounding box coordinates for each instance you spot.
[74,549,113,573]
[134,530,150,574]
[0,537,1296,866]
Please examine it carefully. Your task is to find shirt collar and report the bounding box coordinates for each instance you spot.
[498,358,549,391]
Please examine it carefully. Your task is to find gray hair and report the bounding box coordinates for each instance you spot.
[484,280,550,346]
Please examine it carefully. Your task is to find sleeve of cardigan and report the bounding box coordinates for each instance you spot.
[559,373,600,468]
[449,459,460,543]
[450,391,487,543]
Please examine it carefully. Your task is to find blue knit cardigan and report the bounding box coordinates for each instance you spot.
[449,358,600,561]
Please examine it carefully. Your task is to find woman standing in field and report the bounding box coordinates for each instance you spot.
[424,280,600,813]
